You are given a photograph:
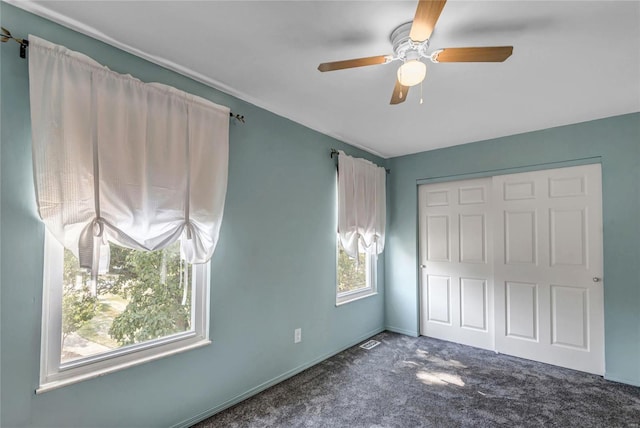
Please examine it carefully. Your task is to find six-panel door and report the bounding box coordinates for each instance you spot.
[418,177,494,350]
[493,164,604,374]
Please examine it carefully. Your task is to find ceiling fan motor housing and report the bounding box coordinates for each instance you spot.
[391,21,430,63]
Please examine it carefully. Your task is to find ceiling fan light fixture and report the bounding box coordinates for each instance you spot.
[397,60,426,87]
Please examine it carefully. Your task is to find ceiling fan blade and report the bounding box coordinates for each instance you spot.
[318,55,390,72]
[390,79,409,105]
[433,46,513,62]
[410,0,447,42]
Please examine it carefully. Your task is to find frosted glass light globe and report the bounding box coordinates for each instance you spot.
[397,60,427,87]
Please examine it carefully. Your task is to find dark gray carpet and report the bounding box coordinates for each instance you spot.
[193,332,640,427]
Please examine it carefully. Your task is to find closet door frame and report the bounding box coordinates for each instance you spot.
[417,160,604,375]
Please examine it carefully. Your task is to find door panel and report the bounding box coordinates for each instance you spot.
[419,177,494,350]
[426,216,450,261]
[460,214,486,263]
[425,189,449,206]
[493,164,604,375]
[550,208,586,267]
[504,180,536,200]
[426,275,451,324]
[550,285,588,349]
[459,186,486,205]
[504,210,537,265]
[505,281,538,340]
[460,278,487,331]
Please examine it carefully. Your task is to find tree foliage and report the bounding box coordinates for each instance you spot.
[108,244,191,346]
[337,245,367,293]
[62,250,97,344]
[62,242,191,349]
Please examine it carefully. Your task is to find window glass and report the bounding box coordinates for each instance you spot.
[337,244,367,294]
[336,236,376,305]
[61,241,193,364]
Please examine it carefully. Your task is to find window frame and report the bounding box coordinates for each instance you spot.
[38,230,211,393]
[335,236,377,306]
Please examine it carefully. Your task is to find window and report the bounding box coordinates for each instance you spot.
[30,37,227,393]
[334,150,385,305]
[39,231,210,393]
[336,235,377,305]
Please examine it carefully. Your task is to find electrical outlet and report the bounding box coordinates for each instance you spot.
[294,328,302,343]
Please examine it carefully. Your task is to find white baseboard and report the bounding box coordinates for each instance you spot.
[385,325,419,337]
[604,373,640,387]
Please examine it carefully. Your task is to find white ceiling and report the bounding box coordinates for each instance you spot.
[9,0,640,158]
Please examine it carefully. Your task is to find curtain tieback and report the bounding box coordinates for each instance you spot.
[181,221,192,305]
[93,217,105,237]
[184,221,193,240]
[78,217,107,283]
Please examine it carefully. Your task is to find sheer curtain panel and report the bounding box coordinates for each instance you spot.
[337,151,386,258]
[29,36,230,273]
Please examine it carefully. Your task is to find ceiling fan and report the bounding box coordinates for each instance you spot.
[317,0,513,105]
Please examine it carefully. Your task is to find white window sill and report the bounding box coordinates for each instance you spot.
[336,290,378,306]
[37,338,211,394]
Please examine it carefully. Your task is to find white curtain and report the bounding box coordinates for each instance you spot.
[29,35,229,273]
[337,151,386,258]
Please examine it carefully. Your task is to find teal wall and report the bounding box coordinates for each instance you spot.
[2,4,639,428]
[0,4,385,427]
[385,112,640,386]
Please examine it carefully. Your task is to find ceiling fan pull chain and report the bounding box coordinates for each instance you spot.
[420,80,424,105]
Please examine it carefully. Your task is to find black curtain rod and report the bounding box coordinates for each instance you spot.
[1,28,246,123]
[330,148,390,174]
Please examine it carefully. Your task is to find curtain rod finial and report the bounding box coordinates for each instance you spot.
[229,112,245,123]
[1,27,29,58]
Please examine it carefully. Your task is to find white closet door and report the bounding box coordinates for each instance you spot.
[493,164,604,375]
[418,177,494,350]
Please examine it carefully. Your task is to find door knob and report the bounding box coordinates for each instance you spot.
[592,277,601,282]
[420,264,427,269]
